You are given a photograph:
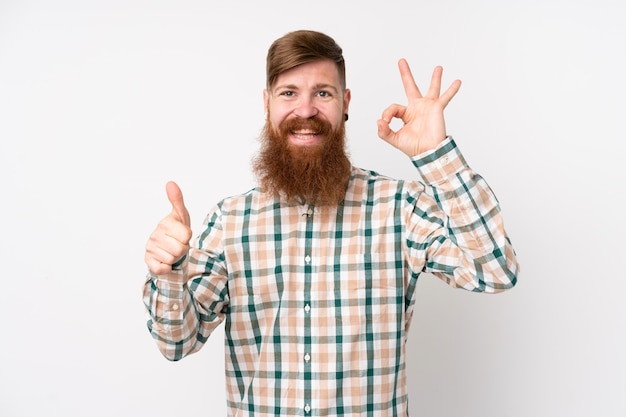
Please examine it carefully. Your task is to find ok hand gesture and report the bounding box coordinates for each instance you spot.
[377,59,461,157]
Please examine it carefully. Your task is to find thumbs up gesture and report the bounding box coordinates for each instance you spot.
[145,181,193,276]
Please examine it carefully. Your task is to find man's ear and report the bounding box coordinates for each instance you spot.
[263,89,269,114]
[343,88,351,115]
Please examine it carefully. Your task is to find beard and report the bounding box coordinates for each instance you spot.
[252,115,352,207]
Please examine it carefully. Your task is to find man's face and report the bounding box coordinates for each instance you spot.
[264,59,351,148]
[254,59,352,206]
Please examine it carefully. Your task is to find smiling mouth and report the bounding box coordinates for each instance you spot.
[290,129,322,145]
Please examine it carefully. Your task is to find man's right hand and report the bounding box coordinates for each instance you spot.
[145,181,192,275]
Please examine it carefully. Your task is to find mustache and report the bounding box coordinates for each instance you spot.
[277,116,334,138]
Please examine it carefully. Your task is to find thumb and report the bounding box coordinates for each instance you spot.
[377,118,390,138]
[377,118,396,147]
[166,181,191,226]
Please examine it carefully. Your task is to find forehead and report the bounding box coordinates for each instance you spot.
[272,60,342,89]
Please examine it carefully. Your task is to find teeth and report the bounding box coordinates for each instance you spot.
[293,129,316,135]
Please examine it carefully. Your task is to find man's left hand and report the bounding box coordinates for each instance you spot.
[377,60,461,157]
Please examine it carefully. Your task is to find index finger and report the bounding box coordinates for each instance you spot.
[398,58,422,100]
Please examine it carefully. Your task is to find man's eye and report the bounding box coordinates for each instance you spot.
[281,91,294,97]
[318,91,330,97]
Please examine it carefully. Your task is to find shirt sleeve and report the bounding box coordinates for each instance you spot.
[404,136,519,293]
[142,206,230,360]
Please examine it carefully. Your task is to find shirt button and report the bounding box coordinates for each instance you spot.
[304,404,311,413]
[305,255,311,264]
[304,304,311,313]
[307,208,313,216]
[171,303,179,311]
[304,353,311,363]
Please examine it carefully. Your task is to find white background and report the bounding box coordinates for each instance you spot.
[1,0,624,416]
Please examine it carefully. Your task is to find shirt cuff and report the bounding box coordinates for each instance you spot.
[410,136,469,185]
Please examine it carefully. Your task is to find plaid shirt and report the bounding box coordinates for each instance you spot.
[143,137,519,417]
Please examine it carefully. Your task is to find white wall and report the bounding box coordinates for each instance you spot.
[1,0,624,416]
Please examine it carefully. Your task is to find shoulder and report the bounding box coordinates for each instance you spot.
[350,166,396,183]
[347,166,417,203]
[215,186,277,215]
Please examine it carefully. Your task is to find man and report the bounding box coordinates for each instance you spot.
[143,30,519,416]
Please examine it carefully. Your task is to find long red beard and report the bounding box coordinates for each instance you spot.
[252,116,351,206]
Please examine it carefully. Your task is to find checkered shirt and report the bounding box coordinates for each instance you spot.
[143,137,519,416]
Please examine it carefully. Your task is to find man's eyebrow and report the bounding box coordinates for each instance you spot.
[313,83,340,93]
[272,83,340,93]
[272,83,298,92]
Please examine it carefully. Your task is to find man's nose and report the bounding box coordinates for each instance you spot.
[293,96,318,119]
